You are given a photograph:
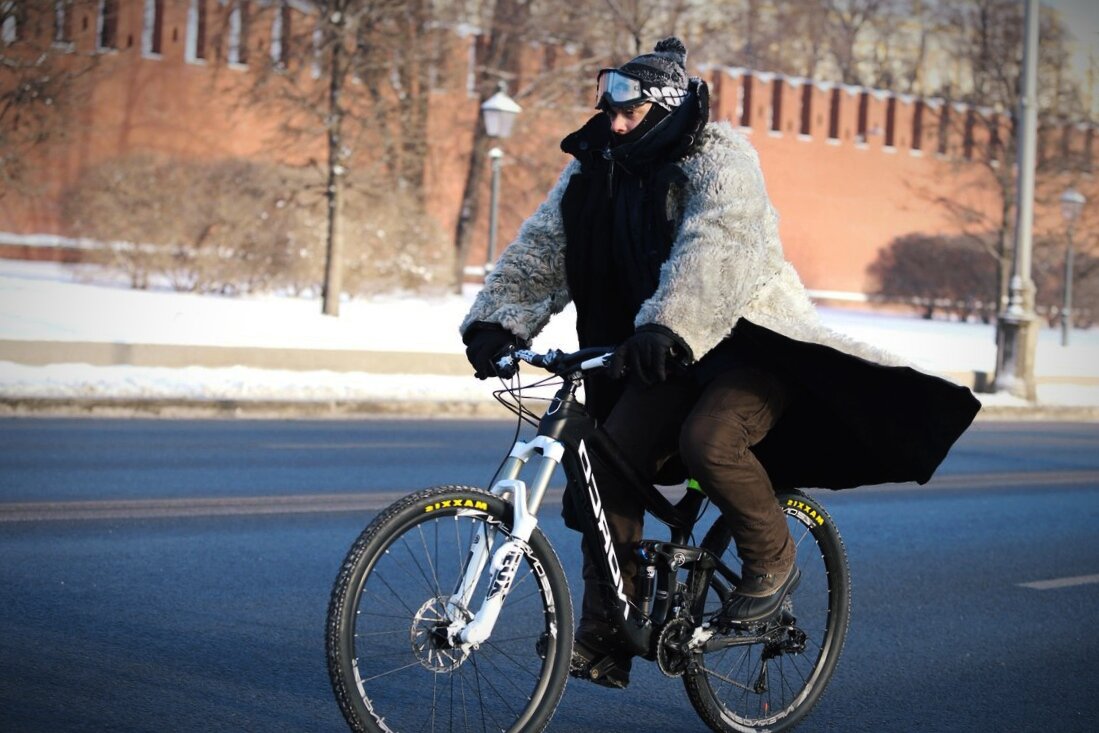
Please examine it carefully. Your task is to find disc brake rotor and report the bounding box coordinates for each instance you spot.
[410,596,472,672]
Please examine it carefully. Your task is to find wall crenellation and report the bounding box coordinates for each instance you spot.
[703,64,1097,165]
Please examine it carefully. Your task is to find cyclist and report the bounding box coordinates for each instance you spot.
[460,38,979,689]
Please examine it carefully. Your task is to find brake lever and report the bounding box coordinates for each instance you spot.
[493,349,519,379]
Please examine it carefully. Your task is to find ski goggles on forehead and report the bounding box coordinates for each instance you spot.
[595,68,649,109]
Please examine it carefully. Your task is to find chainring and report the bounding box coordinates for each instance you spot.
[656,617,695,677]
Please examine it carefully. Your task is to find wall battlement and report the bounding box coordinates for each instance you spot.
[705,65,1095,165]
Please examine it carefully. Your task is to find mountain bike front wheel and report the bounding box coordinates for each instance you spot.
[326,485,573,733]
[684,489,851,732]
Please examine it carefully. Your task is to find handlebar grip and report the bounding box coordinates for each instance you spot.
[491,347,611,377]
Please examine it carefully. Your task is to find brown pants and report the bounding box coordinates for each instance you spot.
[579,367,795,627]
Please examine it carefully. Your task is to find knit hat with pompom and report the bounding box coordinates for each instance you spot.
[618,37,689,108]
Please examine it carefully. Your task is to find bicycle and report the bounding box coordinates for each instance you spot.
[326,346,851,732]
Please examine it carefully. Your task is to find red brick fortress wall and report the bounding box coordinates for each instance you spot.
[705,66,1020,298]
[2,3,1094,301]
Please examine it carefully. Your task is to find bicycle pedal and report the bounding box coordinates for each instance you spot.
[589,656,630,689]
[589,655,618,680]
[569,650,630,689]
[568,650,592,678]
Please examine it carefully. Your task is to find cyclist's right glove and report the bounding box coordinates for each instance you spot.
[463,322,525,379]
[609,326,690,385]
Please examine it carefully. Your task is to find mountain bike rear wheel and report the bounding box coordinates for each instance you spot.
[326,485,573,733]
[684,489,851,732]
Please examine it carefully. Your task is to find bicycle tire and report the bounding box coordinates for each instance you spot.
[326,485,573,733]
[683,489,851,732]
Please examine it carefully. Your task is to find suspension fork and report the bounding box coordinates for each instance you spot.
[453,436,565,647]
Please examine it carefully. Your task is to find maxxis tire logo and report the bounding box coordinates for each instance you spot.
[424,497,489,513]
[784,498,826,528]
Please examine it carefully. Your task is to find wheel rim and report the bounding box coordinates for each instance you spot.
[694,498,847,729]
[344,507,562,733]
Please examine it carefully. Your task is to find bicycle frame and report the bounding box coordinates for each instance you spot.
[328,346,851,733]
[451,351,740,658]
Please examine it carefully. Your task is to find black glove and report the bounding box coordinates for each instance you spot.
[463,322,523,380]
[608,328,687,385]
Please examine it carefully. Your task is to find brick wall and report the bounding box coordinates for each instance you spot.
[3,1,1094,299]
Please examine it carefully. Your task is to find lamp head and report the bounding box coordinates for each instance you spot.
[1061,187,1086,223]
[481,82,522,139]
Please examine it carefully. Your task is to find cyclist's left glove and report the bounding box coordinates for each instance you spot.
[463,321,526,380]
[609,326,691,385]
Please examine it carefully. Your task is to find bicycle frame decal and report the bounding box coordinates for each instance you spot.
[424,498,489,512]
[577,438,630,621]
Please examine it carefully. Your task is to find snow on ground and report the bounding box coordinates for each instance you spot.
[1,260,1097,407]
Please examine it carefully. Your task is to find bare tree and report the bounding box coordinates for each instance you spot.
[823,0,892,85]
[601,0,664,54]
[891,0,955,95]
[0,0,98,199]
[690,1,867,81]
[450,0,535,291]
[913,0,1091,312]
[692,0,793,72]
[782,1,832,79]
[239,0,444,315]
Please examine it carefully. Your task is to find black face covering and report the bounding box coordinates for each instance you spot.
[608,103,670,147]
[559,82,708,419]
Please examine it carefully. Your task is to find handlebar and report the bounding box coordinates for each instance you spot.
[494,346,614,378]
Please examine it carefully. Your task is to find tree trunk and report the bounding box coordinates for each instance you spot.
[452,132,491,291]
[323,157,345,316]
[397,0,430,201]
[450,0,530,293]
[322,19,345,317]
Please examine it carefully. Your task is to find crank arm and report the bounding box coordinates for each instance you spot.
[700,623,798,653]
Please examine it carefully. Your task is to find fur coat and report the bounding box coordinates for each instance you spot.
[461,121,980,490]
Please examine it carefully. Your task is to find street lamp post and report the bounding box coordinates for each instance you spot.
[992,0,1040,400]
[480,82,522,274]
[1059,187,1086,346]
[487,147,503,267]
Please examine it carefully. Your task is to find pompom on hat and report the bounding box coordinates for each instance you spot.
[618,37,690,107]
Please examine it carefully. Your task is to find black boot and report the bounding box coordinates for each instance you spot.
[571,542,635,689]
[570,618,632,689]
[718,564,801,624]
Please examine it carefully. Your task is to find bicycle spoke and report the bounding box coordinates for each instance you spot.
[353,628,407,639]
[330,490,569,733]
[475,642,542,688]
[366,569,421,618]
[683,492,850,730]
[358,659,423,684]
[468,651,522,721]
[791,523,812,550]
[701,660,755,693]
[418,519,442,597]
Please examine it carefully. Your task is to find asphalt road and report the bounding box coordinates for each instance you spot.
[1,418,1098,732]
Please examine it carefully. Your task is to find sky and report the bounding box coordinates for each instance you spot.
[1,260,1097,407]
[1048,0,1099,113]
